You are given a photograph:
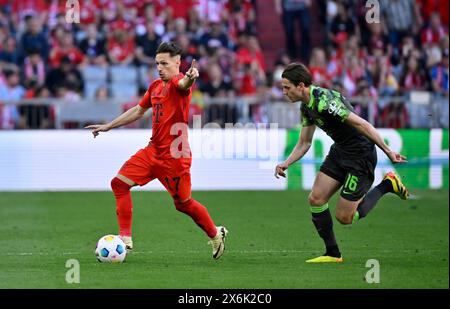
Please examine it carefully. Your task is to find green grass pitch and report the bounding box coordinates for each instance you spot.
[0,190,448,288]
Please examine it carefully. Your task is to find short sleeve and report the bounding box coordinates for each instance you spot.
[138,83,153,108]
[317,92,351,122]
[170,73,191,96]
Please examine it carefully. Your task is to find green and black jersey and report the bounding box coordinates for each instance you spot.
[300,85,374,157]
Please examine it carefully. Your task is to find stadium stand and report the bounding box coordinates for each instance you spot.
[0,0,448,129]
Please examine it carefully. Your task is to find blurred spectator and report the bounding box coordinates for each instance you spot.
[107,29,135,66]
[309,47,331,88]
[352,78,377,122]
[17,86,53,129]
[379,101,410,128]
[48,30,85,68]
[107,2,135,34]
[135,3,166,37]
[196,0,227,24]
[135,21,161,67]
[430,47,449,127]
[331,79,344,94]
[366,20,390,57]
[11,0,47,26]
[275,0,312,61]
[164,0,198,22]
[187,4,204,39]
[201,63,235,124]
[0,36,19,65]
[399,35,419,61]
[329,1,359,48]
[421,12,448,48]
[399,54,428,93]
[224,0,256,44]
[78,24,108,67]
[201,63,233,98]
[46,56,84,96]
[0,0,447,130]
[236,34,266,72]
[366,45,398,96]
[78,0,100,25]
[177,33,200,75]
[55,81,82,102]
[425,38,445,69]
[430,49,449,96]
[22,48,46,88]
[19,15,49,62]
[49,25,66,49]
[162,17,188,43]
[235,62,263,96]
[341,51,366,97]
[268,65,285,101]
[0,68,24,129]
[273,51,292,67]
[0,68,25,100]
[94,85,110,102]
[417,0,449,26]
[48,12,75,35]
[199,21,231,55]
[381,0,422,48]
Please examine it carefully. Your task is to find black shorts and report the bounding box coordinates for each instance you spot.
[319,144,377,201]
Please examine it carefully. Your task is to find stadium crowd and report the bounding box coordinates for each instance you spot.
[0,0,448,129]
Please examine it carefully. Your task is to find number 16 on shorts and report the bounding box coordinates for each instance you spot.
[343,174,359,195]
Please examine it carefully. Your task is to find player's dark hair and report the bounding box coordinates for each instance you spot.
[156,42,182,57]
[282,63,312,87]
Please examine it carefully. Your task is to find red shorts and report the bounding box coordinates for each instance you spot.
[118,146,192,201]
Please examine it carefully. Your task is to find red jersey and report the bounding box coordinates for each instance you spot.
[139,73,191,159]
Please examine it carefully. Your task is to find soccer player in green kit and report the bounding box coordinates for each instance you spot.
[274,63,409,263]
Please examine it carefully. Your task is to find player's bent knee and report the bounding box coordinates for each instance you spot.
[308,192,327,206]
[111,177,131,195]
[335,213,353,225]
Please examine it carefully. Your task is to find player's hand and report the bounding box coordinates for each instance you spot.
[387,151,408,164]
[185,59,199,80]
[84,124,111,138]
[274,162,289,179]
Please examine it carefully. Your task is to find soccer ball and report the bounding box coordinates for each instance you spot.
[95,235,127,263]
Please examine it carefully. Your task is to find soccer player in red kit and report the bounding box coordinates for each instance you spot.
[85,42,228,259]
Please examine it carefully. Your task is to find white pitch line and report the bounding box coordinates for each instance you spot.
[5,249,445,256]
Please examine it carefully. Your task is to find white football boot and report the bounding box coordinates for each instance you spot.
[208,226,228,260]
[119,235,133,252]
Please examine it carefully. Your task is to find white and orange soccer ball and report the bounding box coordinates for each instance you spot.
[95,235,127,263]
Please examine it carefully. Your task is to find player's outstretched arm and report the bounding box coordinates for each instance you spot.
[275,125,316,178]
[345,112,407,163]
[85,105,148,138]
[178,59,199,91]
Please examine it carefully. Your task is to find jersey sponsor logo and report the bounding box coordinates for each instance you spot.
[328,100,343,116]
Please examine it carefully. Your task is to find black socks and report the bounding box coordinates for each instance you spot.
[311,206,341,258]
[355,179,392,220]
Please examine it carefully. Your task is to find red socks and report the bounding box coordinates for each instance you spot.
[111,177,133,237]
[174,199,217,238]
[111,177,217,239]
